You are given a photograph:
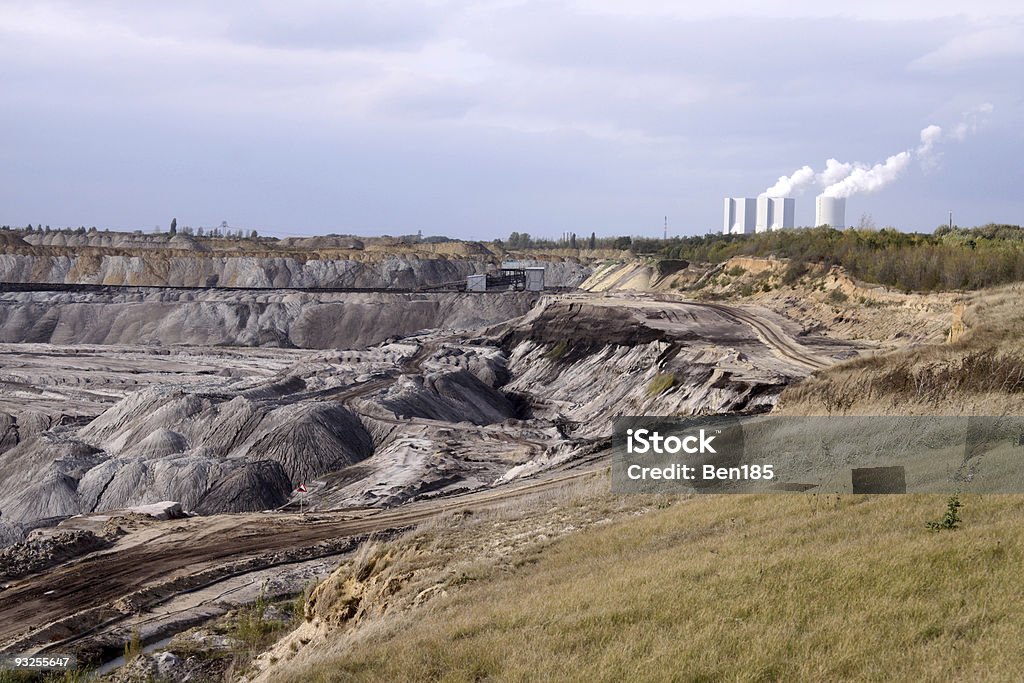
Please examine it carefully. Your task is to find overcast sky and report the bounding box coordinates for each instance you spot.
[1,1,1021,238]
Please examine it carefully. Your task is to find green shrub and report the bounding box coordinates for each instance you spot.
[782,259,808,285]
[654,225,1024,292]
[926,496,963,531]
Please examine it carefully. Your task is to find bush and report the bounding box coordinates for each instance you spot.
[827,289,849,304]
[656,225,1024,293]
[926,496,963,531]
[782,259,808,285]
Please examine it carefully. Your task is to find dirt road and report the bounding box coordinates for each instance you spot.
[0,464,605,655]
[687,301,831,370]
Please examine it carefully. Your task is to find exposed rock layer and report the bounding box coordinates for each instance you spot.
[0,291,540,348]
[0,252,590,289]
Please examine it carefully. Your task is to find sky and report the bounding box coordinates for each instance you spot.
[1,1,1021,239]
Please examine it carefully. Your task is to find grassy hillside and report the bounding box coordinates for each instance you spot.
[777,282,1024,415]
[273,492,1024,682]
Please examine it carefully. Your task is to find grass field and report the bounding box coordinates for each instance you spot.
[277,492,1024,682]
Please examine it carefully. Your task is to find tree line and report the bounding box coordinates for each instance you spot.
[654,225,1024,292]
[500,231,632,250]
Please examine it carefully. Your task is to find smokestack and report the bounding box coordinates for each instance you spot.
[815,195,846,228]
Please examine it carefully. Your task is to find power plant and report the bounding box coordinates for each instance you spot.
[815,196,846,228]
[723,197,794,234]
[721,194,848,232]
[756,196,795,232]
[723,198,756,234]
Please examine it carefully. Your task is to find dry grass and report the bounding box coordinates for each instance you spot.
[267,493,1024,682]
[247,474,673,681]
[779,345,1024,415]
[779,282,1024,415]
[646,372,676,397]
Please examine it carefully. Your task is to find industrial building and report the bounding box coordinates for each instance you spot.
[756,196,795,232]
[465,266,544,292]
[815,196,846,228]
[723,198,757,235]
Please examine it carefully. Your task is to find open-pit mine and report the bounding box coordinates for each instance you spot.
[0,231,864,676]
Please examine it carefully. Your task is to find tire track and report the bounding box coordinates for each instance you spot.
[687,301,831,372]
[0,465,606,654]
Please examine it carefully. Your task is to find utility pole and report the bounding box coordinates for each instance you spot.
[949,210,953,230]
[663,216,667,240]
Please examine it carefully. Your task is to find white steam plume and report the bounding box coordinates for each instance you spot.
[822,152,912,199]
[817,158,854,186]
[761,104,992,200]
[951,102,994,140]
[818,105,991,198]
[762,165,815,197]
[916,124,944,171]
[916,124,943,156]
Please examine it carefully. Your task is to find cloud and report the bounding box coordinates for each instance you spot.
[0,1,1019,235]
[910,24,1024,70]
[569,0,1024,21]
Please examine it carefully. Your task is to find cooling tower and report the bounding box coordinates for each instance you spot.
[756,196,771,233]
[723,198,756,235]
[756,197,795,232]
[771,197,795,230]
[815,195,846,228]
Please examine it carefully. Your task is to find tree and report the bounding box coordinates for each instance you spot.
[589,232,596,250]
[250,229,259,239]
[170,218,177,235]
[570,233,577,249]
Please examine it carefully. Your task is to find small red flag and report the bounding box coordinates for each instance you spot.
[297,484,308,493]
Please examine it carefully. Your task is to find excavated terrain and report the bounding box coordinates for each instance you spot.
[0,293,852,544]
[0,290,540,348]
[0,231,593,289]
[0,238,867,672]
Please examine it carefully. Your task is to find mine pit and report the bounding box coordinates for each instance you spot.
[0,250,858,670]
